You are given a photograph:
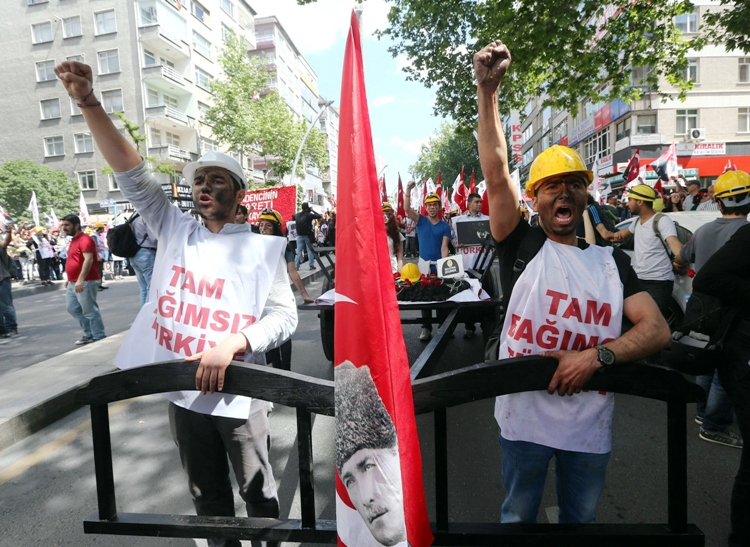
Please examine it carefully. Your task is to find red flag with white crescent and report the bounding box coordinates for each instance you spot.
[334,12,432,547]
[622,148,640,185]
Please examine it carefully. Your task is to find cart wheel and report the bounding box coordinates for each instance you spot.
[319,308,335,362]
[480,268,501,348]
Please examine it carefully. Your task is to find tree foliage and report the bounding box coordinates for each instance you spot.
[101,112,176,176]
[206,32,329,181]
[703,1,750,54]
[0,160,80,223]
[376,0,711,127]
[410,122,483,188]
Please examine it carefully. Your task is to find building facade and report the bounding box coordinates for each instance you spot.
[3,0,257,216]
[518,0,748,191]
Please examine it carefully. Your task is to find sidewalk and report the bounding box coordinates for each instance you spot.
[0,260,333,452]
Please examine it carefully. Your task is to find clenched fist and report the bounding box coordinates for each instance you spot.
[54,61,94,101]
[474,40,511,92]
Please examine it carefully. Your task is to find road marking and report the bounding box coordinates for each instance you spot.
[0,399,136,487]
[545,506,559,524]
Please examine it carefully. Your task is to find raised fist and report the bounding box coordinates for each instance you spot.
[406,180,416,192]
[54,61,94,101]
[474,40,511,92]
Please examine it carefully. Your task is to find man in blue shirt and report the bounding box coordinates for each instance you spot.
[405,181,451,341]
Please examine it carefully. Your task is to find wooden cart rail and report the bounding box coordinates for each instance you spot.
[75,358,705,545]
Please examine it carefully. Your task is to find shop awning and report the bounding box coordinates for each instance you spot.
[677,155,750,177]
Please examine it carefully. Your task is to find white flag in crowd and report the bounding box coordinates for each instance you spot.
[79,193,90,225]
[28,191,40,227]
[49,208,59,227]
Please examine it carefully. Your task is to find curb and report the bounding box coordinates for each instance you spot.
[0,259,334,452]
[10,281,64,299]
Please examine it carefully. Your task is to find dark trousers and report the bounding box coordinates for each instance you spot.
[266,339,292,371]
[169,403,279,547]
[718,320,750,546]
[37,257,52,281]
[0,278,17,333]
[638,279,674,320]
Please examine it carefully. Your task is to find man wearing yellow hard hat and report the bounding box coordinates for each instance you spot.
[474,39,670,525]
[611,183,683,320]
[674,170,750,451]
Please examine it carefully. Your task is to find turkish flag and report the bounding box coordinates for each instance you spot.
[396,174,406,223]
[379,174,388,203]
[622,148,640,185]
[452,173,467,213]
[651,142,678,182]
[469,170,477,194]
[334,12,432,547]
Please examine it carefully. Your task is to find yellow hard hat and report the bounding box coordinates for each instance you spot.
[258,208,283,226]
[526,145,593,199]
[94,222,105,229]
[382,202,393,212]
[34,227,45,233]
[400,263,421,283]
[424,193,441,204]
[714,170,750,204]
[628,184,658,202]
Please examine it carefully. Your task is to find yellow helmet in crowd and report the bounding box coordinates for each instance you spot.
[628,184,658,202]
[381,202,394,212]
[257,208,283,226]
[424,193,441,204]
[94,222,105,229]
[526,145,593,199]
[714,170,750,207]
[400,263,421,283]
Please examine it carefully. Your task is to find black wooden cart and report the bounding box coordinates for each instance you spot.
[75,357,705,546]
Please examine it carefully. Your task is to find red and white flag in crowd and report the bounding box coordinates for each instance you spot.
[379,173,388,204]
[334,11,432,547]
[650,142,679,182]
[469,170,477,194]
[78,193,90,225]
[396,174,406,223]
[452,172,468,213]
[622,148,641,186]
[723,159,738,173]
[28,191,40,227]
[329,194,337,208]
[477,179,490,216]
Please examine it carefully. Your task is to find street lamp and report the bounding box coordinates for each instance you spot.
[289,99,335,190]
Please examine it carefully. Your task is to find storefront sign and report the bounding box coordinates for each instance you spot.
[509,123,523,165]
[614,136,630,152]
[630,134,666,146]
[676,142,726,156]
[569,117,595,146]
[599,154,613,171]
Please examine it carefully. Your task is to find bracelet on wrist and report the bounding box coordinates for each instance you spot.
[69,88,95,102]
[77,101,102,109]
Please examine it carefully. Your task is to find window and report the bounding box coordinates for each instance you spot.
[32,22,53,44]
[44,136,64,157]
[201,137,217,152]
[40,98,61,119]
[192,1,208,23]
[636,114,657,134]
[675,9,698,33]
[143,49,156,67]
[739,108,750,133]
[163,94,178,109]
[522,125,533,144]
[98,49,120,74]
[166,131,180,146]
[74,133,94,153]
[101,89,123,112]
[193,32,211,59]
[676,109,698,135]
[28,0,49,4]
[108,174,119,191]
[686,59,698,83]
[95,10,116,35]
[195,66,212,90]
[522,148,534,167]
[616,118,631,140]
[63,16,82,38]
[740,58,750,83]
[222,23,233,43]
[36,60,55,82]
[198,101,210,120]
[70,97,82,116]
[147,88,159,107]
[631,65,652,87]
[221,0,234,19]
[139,1,157,25]
[150,128,162,146]
[78,171,97,190]
[583,128,610,165]
[554,120,568,142]
[67,54,84,63]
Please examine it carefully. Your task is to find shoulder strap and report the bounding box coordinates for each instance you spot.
[125,212,140,225]
[651,212,674,261]
[507,227,547,302]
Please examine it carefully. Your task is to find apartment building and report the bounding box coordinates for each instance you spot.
[518,0,750,190]
[4,0,256,215]
[250,15,339,211]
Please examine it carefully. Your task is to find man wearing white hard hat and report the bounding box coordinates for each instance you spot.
[55,60,296,547]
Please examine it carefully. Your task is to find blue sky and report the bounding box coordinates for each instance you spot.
[250,0,446,193]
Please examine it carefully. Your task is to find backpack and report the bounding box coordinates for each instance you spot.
[662,291,739,375]
[650,212,692,262]
[106,213,145,258]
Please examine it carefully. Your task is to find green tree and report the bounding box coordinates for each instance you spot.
[410,122,483,189]
[206,31,329,181]
[0,160,79,223]
[375,0,714,126]
[101,112,176,177]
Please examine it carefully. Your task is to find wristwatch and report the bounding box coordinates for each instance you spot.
[595,345,616,367]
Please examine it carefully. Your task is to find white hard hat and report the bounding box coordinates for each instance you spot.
[182,151,247,190]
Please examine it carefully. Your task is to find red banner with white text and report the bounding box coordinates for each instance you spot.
[240,185,296,224]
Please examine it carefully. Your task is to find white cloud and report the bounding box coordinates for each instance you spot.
[372,96,396,108]
[250,0,390,55]
[388,135,432,156]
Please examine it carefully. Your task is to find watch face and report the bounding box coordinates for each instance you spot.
[599,347,616,366]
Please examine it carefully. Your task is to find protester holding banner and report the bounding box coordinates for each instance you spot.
[55,59,297,547]
[475,39,670,525]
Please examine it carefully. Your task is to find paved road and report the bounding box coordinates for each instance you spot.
[0,277,742,546]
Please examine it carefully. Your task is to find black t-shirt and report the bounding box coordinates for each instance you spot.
[294,210,321,236]
[496,220,642,304]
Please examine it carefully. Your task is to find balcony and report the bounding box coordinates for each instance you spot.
[255,35,276,50]
[142,64,187,87]
[145,104,194,128]
[139,25,190,60]
[148,143,198,165]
